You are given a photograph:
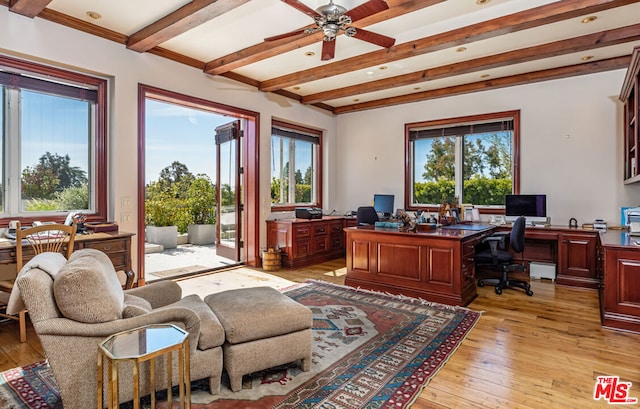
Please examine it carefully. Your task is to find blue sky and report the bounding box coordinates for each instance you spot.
[145,99,232,185]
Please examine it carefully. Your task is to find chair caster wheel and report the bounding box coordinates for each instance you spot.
[526,290,533,296]
[495,288,502,295]
[478,282,485,287]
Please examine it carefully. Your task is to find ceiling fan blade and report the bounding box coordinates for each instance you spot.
[351,28,395,48]
[346,0,389,23]
[264,28,308,42]
[282,0,322,18]
[321,40,336,61]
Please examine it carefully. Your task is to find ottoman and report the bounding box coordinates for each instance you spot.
[205,286,313,392]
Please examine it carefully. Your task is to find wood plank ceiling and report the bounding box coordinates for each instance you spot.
[5,0,640,114]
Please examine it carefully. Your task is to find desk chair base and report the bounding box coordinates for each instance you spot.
[478,266,533,296]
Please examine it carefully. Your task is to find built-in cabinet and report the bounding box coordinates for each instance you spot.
[557,232,599,289]
[266,217,353,268]
[600,245,640,333]
[621,45,640,183]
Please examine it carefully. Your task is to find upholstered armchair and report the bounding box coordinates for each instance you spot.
[16,248,224,409]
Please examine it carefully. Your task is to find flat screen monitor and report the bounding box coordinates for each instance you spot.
[373,194,394,217]
[505,194,547,220]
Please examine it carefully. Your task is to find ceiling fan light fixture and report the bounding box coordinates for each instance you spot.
[316,1,348,20]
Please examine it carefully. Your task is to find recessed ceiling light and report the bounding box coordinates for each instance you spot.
[293,86,301,90]
[456,47,467,53]
[476,0,490,5]
[581,16,597,23]
[414,87,421,91]
[379,66,388,70]
[305,51,315,57]
[86,11,102,20]
[581,55,594,61]
[366,71,374,75]
[481,74,490,78]
[353,99,360,102]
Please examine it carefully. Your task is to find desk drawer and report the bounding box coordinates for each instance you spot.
[312,236,330,253]
[294,224,311,238]
[82,238,127,254]
[313,223,329,236]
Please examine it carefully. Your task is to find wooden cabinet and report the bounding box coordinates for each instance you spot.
[601,247,640,333]
[266,217,349,268]
[621,45,640,183]
[557,232,598,289]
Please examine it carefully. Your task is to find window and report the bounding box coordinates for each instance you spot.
[405,111,520,210]
[271,120,322,209]
[0,55,107,221]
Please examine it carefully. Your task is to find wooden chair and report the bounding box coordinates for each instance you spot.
[0,221,77,342]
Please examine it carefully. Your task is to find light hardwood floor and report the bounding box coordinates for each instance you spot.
[1,258,639,408]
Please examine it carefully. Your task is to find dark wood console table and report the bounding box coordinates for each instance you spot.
[0,231,135,289]
[266,216,356,268]
[344,224,495,306]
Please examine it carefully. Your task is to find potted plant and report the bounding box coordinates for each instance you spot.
[186,175,217,245]
[145,181,179,249]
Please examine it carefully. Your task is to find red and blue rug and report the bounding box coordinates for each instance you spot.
[0,280,481,408]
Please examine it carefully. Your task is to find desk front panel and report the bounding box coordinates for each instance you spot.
[345,227,484,306]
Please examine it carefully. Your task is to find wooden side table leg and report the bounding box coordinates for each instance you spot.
[185,338,191,409]
[133,361,140,409]
[166,351,173,409]
[97,352,103,409]
[178,346,185,409]
[110,361,118,409]
[150,357,156,409]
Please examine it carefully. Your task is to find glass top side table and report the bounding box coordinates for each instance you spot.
[97,324,191,409]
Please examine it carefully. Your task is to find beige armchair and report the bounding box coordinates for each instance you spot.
[16,248,224,409]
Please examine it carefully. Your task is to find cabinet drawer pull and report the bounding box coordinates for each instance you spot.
[102,245,112,251]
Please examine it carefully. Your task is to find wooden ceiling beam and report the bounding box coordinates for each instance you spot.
[127,0,250,53]
[302,24,640,104]
[203,0,445,75]
[332,56,631,114]
[8,0,51,18]
[260,0,640,92]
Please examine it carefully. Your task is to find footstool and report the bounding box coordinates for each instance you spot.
[204,286,312,392]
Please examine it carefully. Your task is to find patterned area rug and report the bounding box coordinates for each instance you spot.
[0,280,481,409]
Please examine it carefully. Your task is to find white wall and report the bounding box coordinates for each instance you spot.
[335,71,640,227]
[0,7,337,269]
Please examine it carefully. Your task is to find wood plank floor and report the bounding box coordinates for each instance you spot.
[2,258,639,408]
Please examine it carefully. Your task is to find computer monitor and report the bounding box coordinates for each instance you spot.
[373,194,394,218]
[505,194,547,224]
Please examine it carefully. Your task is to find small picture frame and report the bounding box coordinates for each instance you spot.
[450,208,460,221]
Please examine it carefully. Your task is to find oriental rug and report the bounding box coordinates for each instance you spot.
[0,280,481,409]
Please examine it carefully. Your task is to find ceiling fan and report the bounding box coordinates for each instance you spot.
[265,0,396,61]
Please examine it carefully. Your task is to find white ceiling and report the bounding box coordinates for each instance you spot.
[17,0,640,113]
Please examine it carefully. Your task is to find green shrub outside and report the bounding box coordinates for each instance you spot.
[414,178,512,206]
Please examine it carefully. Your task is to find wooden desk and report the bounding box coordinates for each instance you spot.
[0,231,135,288]
[344,224,495,306]
[496,225,600,289]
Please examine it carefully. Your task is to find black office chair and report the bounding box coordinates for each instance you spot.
[356,206,379,226]
[475,215,533,296]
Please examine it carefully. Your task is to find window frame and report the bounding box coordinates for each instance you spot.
[404,110,520,214]
[0,54,107,224]
[270,119,323,211]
